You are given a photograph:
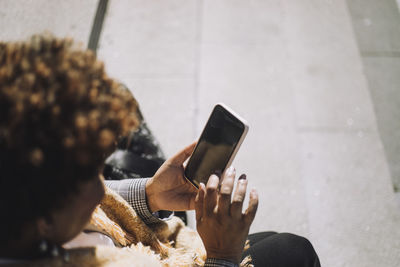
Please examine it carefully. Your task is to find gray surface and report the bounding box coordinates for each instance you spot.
[347,0,400,192]
[0,0,98,45]
[347,0,400,52]
[284,0,377,131]
[300,132,400,267]
[363,58,400,191]
[282,1,400,265]
[1,0,400,266]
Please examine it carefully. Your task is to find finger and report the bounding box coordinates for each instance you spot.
[218,165,233,184]
[244,189,259,226]
[230,174,248,219]
[217,167,235,216]
[170,142,196,165]
[204,175,219,217]
[195,183,205,222]
[187,191,198,210]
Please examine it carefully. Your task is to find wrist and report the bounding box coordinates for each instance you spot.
[145,178,159,212]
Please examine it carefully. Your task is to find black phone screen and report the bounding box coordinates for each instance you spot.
[184,105,245,187]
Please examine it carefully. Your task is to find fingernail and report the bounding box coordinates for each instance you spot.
[213,170,222,178]
[209,175,220,184]
[227,166,235,175]
[238,174,246,180]
[251,189,258,198]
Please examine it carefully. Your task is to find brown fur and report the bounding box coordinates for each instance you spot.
[93,187,166,254]
[11,187,253,267]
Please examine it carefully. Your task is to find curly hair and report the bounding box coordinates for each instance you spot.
[0,34,139,242]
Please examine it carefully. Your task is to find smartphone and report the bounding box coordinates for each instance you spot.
[184,103,249,188]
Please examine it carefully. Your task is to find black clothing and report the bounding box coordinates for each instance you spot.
[242,232,321,267]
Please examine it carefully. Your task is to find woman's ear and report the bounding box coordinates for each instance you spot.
[36,216,54,239]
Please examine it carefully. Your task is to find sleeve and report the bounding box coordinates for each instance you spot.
[104,178,172,225]
[204,258,239,267]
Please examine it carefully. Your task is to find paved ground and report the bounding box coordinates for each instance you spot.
[1,1,400,266]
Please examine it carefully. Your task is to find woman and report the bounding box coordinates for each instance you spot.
[0,34,320,266]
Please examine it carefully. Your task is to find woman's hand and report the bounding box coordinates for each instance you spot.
[195,167,259,264]
[145,143,198,212]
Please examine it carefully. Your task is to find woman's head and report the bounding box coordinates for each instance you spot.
[0,34,139,249]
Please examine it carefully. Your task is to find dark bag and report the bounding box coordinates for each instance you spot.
[103,115,165,180]
[102,86,186,223]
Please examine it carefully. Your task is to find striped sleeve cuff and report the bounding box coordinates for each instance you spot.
[104,178,162,225]
[204,258,238,267]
